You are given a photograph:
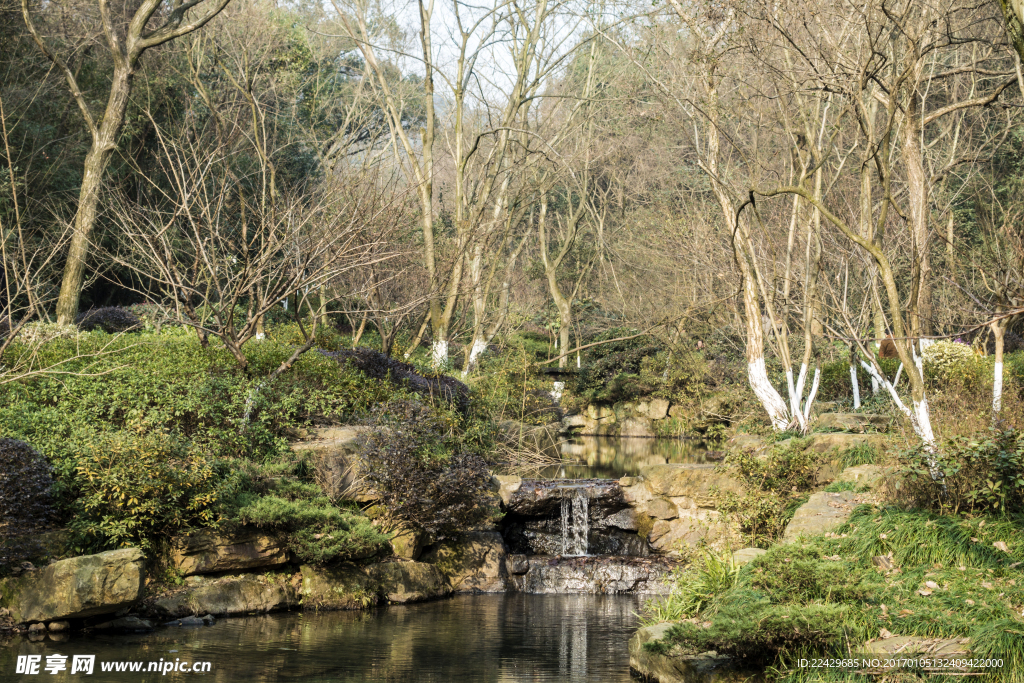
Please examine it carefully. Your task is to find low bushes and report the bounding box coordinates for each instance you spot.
[361,401,495,540]
[67,432,217,553]
[0,439,55,569]
[896,428,1024,515]
[714,440,822,547]
[651,507,1024,679]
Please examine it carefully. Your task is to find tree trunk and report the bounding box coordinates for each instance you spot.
[55,63,133,325]
[992,319,1005,418]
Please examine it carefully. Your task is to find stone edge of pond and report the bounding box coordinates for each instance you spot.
[628,623,765,683]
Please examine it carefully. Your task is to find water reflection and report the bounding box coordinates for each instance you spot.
[539,436,708,479]
[0,595,641,682]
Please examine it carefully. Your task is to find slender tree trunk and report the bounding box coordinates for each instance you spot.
[55,63,133,325]
[992,318,1005,418]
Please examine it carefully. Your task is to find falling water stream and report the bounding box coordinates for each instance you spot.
[559,488,589,556]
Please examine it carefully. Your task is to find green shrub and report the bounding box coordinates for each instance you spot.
[469,341,560,425]
[0,439,55,569]
[569,327,664,403]
[895,428,1024,515]
[68,432,218,552]
[715,441,821,546]
[237,480,387,564]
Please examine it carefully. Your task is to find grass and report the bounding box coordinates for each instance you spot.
[647,506,1024,682]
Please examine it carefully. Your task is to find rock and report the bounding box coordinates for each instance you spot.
[861,635,970,658]
[421,532,507,593]
[300,564,380,610]
[647,398,671,420]
[491,474,523,507]
[164,616,205,627]
[509,556,675,594]
[368,562,451,603]
[169,527,290,576]
[648,510,736,554]
[813,413,890,433]
[638,464,743,508]
[95,616,155,632]
[27,623,45,632]
[641,497,679,521]
[505,479,625,517]
[803,432,887,455]
[726,433,766,453]
[838,464,887,490]
[291,426,374,502]
[46,620,69,632]
[2,548,145,624]
[508,555,530,575]
[599,508,641,531]
[782,491,868,542]
[619,417,655,438]
[732,548,767,566]
[389,526,427,560]
[586,404,616,425]
[668,404,688,420]
[151,575,298,618]
[629,623,760,683]
[561,414,589,432]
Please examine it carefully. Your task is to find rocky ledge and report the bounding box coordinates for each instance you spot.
[508,555,676,594]
[629,623,763,683]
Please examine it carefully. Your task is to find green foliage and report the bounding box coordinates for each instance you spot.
[660,508,1024,679]
[238,483,387,564]
[715,441,821,546]
[641,550,740,624]
[923,340,977,383]
[569,328,665,403]
[68,432,217,552]
[896,428,1024,515]
[817,358,901,403]
[469,340,560,425]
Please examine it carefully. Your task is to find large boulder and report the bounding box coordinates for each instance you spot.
[632,464,743,508]
[421,531,508,593]
[149,574,298,618]
[782,491,869,542]
[813,413,890,433]
[645,398,671,420]
[299,564,380,610]
[629,623,762,683]
[837,464,888,491]
[619,417,655,438]
[291,426,373,502]
[505,479,625,517]
[1,548,145,623]
[510,556,675,594]
[802,432,887,454]
[169,527,290,576]
[368,562,451,603]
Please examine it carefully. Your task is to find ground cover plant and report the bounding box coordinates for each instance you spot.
[645,507,1024,681]
[0,327,480,564]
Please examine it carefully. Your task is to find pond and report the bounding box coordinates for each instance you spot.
[2,594,642,682]
[538,435,710,479]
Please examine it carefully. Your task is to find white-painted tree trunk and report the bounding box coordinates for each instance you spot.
[750,357,790,431]
[551,381,565,403]
[850,364,861,409]
[893,363,904,387]
[871,376,879,395]
[431,339,448,368]
[993,361,1004,414]
[462,338,488,377]
[802,366,820,422]
[859,359,936,447]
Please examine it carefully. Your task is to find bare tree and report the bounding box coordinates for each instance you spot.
[21,0,235,325]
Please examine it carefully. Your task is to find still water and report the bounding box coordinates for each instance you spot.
[539,436,709,479]
[2,594,642,682]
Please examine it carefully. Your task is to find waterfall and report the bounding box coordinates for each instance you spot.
[560,489,589,556]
